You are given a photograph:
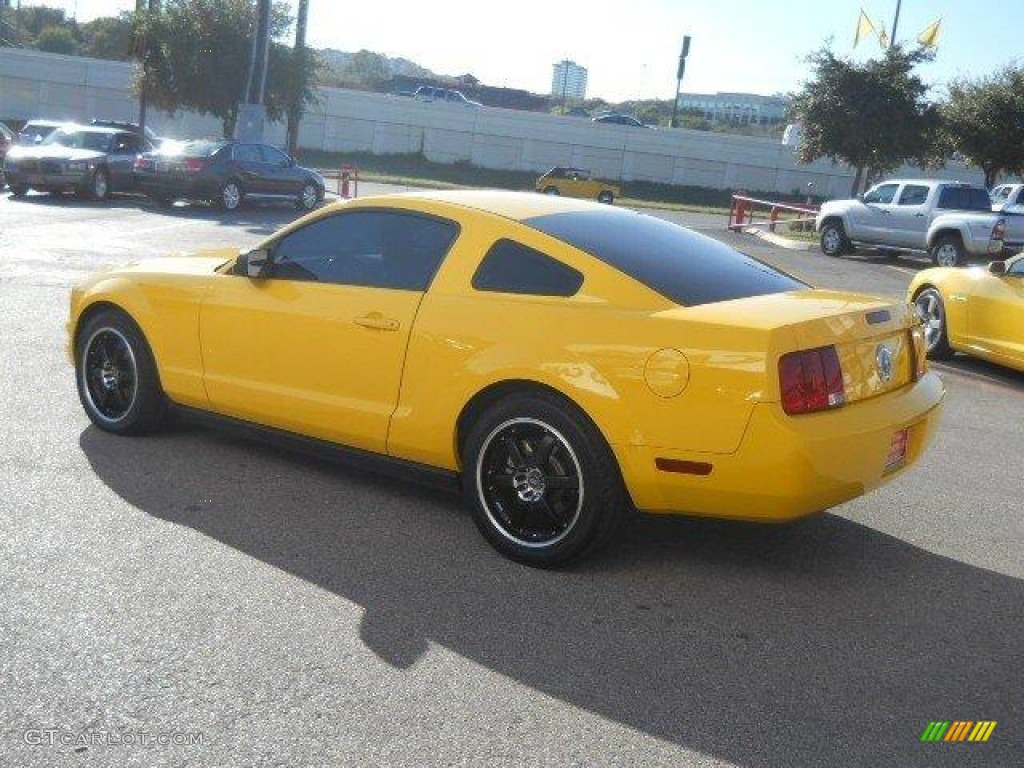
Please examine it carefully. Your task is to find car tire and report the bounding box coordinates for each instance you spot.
[930,235,966,267]
[9,184,29,197]
[543,186,560,195]
[296,181,318,211]
[597,191,614,204]
[461,391,629,567]
[75,308,167,435]
[219,180,243,211]
[819,219,851,257]
[913,288,954,360]
[151,195,174,208]
[89,168,110,201]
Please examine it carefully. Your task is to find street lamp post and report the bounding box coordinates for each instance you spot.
[669,36,691,128]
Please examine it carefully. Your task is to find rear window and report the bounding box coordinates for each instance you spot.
[171,140,229,157]
[937,186,991,211]
[524,209,805,306]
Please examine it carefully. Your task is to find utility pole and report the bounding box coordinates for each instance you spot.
[285,0,308,155]
[135,0,159,140]
[890,0,903,46]
[669,36,691,128]
[237,0,272,141]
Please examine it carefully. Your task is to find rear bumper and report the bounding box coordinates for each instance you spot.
[616,371,944,521]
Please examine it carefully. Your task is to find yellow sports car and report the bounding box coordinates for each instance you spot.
[69,191,944,565]
[908,253,1024,372]
[536,166,620,204]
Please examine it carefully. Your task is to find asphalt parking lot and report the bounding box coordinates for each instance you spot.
[1,186,1021,767]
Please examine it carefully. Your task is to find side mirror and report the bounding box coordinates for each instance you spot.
[235,248,272,279]
[987,260,1007,276]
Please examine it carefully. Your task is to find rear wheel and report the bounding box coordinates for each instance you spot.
[296,181,318,211]
[544,185,560,195]
[462,392,628,567]
[930,235,965,267]
[89,168,110,201]
[75,309,167,434]
[819,219,851,257]
[219,180,242,211]
[9,184,29,197]
[597,190,614,204]
[914,288,954,360]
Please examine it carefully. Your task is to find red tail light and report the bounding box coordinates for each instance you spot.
[992,218,1006,242]
[183,158,208,172]
[133,156,151,171]
[779,346,846,415]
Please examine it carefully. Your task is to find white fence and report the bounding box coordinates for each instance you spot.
[0,47,983,198]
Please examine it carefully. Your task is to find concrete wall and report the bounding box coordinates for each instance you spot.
[0,47,984,198]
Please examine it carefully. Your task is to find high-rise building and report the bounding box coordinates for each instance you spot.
[551,60,587,101]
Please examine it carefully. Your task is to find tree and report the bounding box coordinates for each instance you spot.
[35,25,78,55]
[790,45,936,195]
[941,67,1024,188]
[137,0,318,137]
[340,49,390,89]
[80,13,134,61]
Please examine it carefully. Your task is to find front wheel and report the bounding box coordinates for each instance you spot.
[914,288,954,360]
[9,184,29,197]
[930,235,966,267]
[462,392,628,567]
[543,185,560,195]
[89,168,110,201]
[819,220,851,257]
[296,181,318,211]
[219,180,243,211]
[75,309,167,435]
[597,190,614,204]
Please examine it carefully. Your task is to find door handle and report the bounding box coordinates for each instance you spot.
[354,313,400,331]
[914,212,925,217]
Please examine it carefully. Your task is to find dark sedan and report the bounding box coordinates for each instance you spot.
[3,124,151,199]
[133,140,325,211]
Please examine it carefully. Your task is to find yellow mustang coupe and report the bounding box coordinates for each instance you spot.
[536,167,620,204]
[908,253,1024,372]
[69,191,944,565]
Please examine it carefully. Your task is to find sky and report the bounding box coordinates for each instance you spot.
[20,0,1021,102]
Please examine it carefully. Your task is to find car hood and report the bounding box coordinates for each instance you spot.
[116,248,239,277]
[6,144,107,162]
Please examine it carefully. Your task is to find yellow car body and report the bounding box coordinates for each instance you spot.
[536,167,620,204]
[69,190,944,564]
[907,253,1024,372]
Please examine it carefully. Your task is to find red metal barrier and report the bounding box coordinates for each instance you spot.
[338,164,359,198]
[728,194,818,233]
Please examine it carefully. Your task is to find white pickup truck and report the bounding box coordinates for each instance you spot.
[815,179,1020,266]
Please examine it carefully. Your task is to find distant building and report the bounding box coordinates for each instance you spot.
[677,92,789,126]
[551,60,587,100]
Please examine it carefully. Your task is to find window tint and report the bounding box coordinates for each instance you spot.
[234,144,262,163]
[1008,259,1024,276]
[525,209,805,307]
[270,210,457,291]
[472,239,583,297]
[937,186,991,211]
[262,145,290,167]
[864,184,898,204]
[897,184,929,205]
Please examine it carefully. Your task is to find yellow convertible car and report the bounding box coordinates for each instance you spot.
[908,253,1024,372]
[536,166,620,204]
[69,191,944,565]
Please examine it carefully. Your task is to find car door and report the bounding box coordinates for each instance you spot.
[849,182,899,244]
[888,183,931,248]
[199,209,459,454]
[258,144,302,197]
[107,132,144,190]
[967,257,1024,364]
[231,143,271,194]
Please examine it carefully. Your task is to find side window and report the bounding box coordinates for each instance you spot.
[234,144,262,163]
[992,187,1009,202]
[270,211,457,291]
[1007,259,1024,277]
[897,185,929,205]
[864,184,898,204]
[472,239,583,297]
[262,145,290,167]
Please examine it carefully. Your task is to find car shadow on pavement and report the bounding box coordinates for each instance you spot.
[79,424,1023,767]
[933,355,1024,390]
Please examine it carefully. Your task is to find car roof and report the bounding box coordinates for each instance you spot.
[22,119,67,128]
[343,189,611,222]
[874,179,984,187]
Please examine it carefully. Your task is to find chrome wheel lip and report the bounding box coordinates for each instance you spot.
[81,327,138,423]
[915,291,944,351]
[475,417,584,549]
[222,182,241,210]
[300,184,318,209]
[934,244,959,267]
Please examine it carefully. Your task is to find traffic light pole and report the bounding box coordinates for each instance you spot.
[669,36,690,128]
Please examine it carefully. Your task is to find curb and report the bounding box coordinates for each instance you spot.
[745,227,816,251]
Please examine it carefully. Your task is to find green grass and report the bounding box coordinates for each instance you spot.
[296,149,743,215]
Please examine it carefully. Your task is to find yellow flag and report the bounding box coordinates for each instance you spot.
[854,10,877,47]
[918,18,941,47]
[878,25,890,47]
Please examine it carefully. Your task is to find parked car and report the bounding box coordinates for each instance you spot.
[0,121,14,186]
[989,183,1024,212]
[67,190,942,566]
[592,113,649,128]
[413,86,482,107]
[18,119,65,145]
[133,139,325,211]
[536,166,620,204]
[908,253,1024,372]
[3,124,152,199]
[815,179,1022,266]
[89,118,178,151]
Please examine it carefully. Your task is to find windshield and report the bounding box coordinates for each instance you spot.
[525,208,806,307]
[44,129,113,152]
[160,139,229,157]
